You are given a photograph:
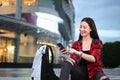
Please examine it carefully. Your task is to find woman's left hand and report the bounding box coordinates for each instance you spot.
[67,48,78,54]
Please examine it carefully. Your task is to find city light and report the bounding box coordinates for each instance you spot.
[36,12,63,34]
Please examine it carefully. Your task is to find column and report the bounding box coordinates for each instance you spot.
[14,33,20,63]
[16,0,22,19]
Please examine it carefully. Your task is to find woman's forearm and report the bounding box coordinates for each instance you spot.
[76,51,96,63]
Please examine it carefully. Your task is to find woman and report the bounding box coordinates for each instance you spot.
[59,17,109,80]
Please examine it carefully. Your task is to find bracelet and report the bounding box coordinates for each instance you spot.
[79,51,83,57]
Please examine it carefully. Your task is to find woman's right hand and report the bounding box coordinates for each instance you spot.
[60,49,67,60]
[60,48,75,65]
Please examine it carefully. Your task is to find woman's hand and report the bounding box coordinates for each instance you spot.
[67,48,83,57]
[60,48,76,65]
[60,49,68,60]
[68,48,78,54]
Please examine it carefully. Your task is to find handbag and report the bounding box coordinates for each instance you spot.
[41,45,59,80]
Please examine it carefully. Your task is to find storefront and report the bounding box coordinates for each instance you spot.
[0,29,59,65]
[0,0,75,68]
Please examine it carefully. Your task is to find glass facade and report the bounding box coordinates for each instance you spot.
[0,29,15,63]
[0,37,15,63]
[0,0,37,7]
[0,0,74,65]
[19,34,37,63]
[0,0,38,24]
[0,0,16,14]
[38,0,55,9]
[0,31,59,64]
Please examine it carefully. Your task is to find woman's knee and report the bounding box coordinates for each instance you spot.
[94,72,109,80]
[62,61,73,67]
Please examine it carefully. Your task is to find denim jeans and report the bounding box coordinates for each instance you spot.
[59,61,89,80]
[59,61,109,80]
[60,61,72,80]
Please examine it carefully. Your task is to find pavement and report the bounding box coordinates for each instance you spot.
[0,68,120,80]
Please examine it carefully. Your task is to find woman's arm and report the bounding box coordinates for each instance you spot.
[77,51,96,63]
[69,40,102,63]
[69,48,96,63]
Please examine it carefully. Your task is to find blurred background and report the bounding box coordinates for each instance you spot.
[0,0,120,68]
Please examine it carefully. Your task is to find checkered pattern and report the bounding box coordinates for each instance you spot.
[71,39,103,80]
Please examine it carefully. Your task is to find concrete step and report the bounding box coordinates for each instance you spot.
[0,68,120,80]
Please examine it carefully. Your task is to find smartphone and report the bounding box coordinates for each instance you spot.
[57,43,65,50]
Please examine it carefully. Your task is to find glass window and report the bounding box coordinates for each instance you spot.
[0,0,16,7]
[0,0,16,15]
[23,0,37,6]
[0,37,15,63]
[39,0,55,9]
[19,34,37,63]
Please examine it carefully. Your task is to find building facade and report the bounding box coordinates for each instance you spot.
[0,0,75,65]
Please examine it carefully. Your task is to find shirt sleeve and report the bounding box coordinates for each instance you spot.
[70,41,79,61]
[90,40,103,63]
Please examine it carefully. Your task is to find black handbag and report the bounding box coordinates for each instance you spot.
[41,45,59,80]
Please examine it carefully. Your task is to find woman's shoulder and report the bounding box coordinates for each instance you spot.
[72,40,82,48]
[93,39,102,44]
[72,40,78,44]
[72,40,81,45]
[92,39,103,48]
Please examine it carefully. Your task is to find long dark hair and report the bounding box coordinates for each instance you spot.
[78,17,100,41]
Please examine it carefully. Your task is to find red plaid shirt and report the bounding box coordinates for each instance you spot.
[71,39,103,80]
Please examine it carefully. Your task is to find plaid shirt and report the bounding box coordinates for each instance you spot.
[71,39,103,80]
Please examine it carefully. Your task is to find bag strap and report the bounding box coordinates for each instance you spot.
[47,45,54,65]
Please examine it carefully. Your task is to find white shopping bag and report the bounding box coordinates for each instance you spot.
[31,45,47,80]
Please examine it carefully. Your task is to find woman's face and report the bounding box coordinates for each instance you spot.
[79,21,92,37]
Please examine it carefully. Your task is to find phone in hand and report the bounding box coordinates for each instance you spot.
[57,43,65,50]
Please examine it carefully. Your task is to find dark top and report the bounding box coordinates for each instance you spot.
[77,50,89,80]
[71,51,89,80]
[79,50,89,65]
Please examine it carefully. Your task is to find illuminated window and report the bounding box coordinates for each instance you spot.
[0,0,16,7]
[23,0,37,6]
[0,0,37,7]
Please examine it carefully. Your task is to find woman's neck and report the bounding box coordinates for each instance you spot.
[82,36,92,41]
[82,36,93,51]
